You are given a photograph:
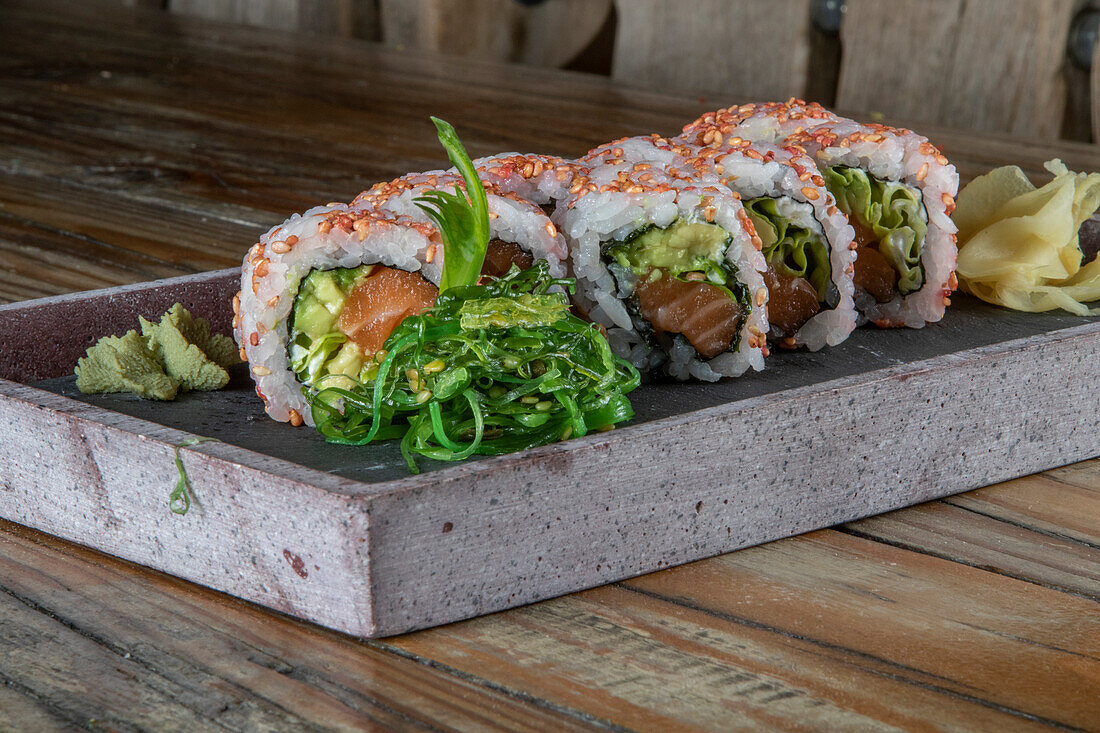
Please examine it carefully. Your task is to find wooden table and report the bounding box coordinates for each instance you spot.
[1,2,1098,729]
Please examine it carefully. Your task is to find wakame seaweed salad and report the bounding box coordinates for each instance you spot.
[302,118,640,471]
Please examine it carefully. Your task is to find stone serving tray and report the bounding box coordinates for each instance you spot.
[1,270,1098,638]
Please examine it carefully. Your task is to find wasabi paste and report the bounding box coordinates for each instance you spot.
[75,303,239,399]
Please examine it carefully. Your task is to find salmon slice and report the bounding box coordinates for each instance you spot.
[635,272,743,359]
[851,221,899,303]
[338,267,438,353]
[763,266,820,336]
[853,245,898,303]
[481,239,534,278]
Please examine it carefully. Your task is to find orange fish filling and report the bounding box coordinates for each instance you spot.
[851,221,899,303]
[634,271,744,359]
[337,240,535,353]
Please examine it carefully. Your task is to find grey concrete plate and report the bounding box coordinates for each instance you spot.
[1,269,1098,636]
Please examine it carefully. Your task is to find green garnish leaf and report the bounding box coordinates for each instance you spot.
[170,437,220,515]
[414,117,491,293]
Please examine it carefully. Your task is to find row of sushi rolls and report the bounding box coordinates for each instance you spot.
[234,99,960,471]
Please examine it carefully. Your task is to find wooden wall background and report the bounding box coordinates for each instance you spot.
[117,0,1100,144]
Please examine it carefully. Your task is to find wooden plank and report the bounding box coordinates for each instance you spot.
[618,531,1100,729]
[0,193,229,307]
[0,686,73,733]
[1046,457,1100,493]
[610,0,814,100]
[844,499,1100,599]
[837,0,1076,139]
[389,563,1080,730]
[169,0,360,36]
[379,0,611,67]
[944,473,1100,548]
[0,520,604,731]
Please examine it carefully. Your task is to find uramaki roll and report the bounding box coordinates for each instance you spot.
[585,134,857,350]
[235,205,441,426]
[471,153,587,209]
[236,177,572,426]
[558,156,769,381]
[682,99,959,328]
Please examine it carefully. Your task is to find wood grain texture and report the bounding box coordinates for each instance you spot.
[611,0,813,101]
[388,530,1100,729]
[844,501,1100,599]
[0,520,607,732]
[379,0,612,67]
[1,1,1099,729]
[838,0,1077,139]
[169,0,362,36]
[945,473,1100,547]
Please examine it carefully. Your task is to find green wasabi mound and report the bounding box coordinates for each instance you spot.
[75,330,181,400]
[141,306,230,392]
[76,303,240,398]
[158,303,240,369]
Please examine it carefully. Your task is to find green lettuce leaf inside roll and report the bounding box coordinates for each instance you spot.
[743,196,836,337]
[821,165,927,296]
[744,197,832,300]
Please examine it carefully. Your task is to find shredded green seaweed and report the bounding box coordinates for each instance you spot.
[169,437,220,515]
[821,165,928,295]
[304,263,639,472]
[299,118,640,472]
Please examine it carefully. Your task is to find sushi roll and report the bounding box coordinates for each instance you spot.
[586,134,857,350]
[682,100,959,328]
[237,117,640,470]
[235,204,440,426]
[235,177,571,426]
[559,156,769,381]
[353,171,570,280]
